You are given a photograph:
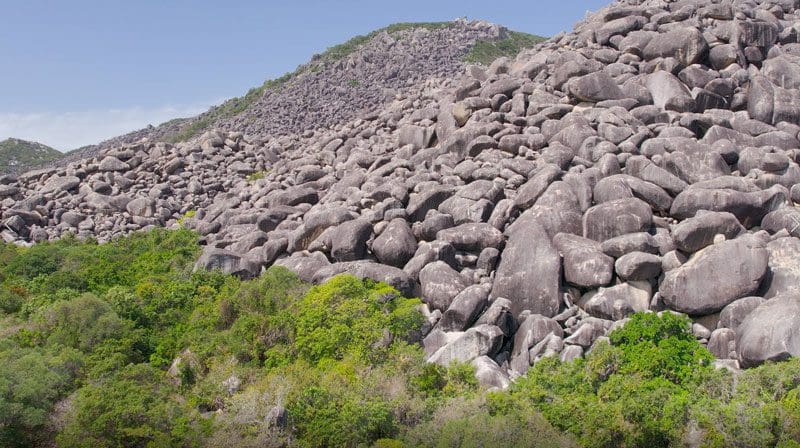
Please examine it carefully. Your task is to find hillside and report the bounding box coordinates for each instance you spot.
[4,0,800,445]
[58,21,544,166]
[0,138,62,173]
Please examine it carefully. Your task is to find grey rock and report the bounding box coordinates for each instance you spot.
[672,211,745,253]
[471,356,510,389]
[642,27,708,67]
[660,236,769,315]
[718,296,766,332]
[98,156,130,172]
[330,219,372,262]
[428,324,505,366]
[579,282,651,321]
[194,247,260,280]
[615,252,662,281]
[438,284,491,332]
[491,219,561,318]
[510,314,563,374]
[568,72,624,102]
[760,236,800,299]
[436,223,504,252]
[372,218,417,268]
[554,233,614,289]
[737,293,800,368]
[646,70,696,112]
[419,261,467,311]
[601,232,659,258]
[708,328,737,359]
[583,198,653,242]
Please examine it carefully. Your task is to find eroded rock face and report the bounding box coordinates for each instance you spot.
[8,1,800,374]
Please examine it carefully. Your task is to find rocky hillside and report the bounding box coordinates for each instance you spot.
[5,0,800,391]
[0,138,62,173]
[57,21,543,166]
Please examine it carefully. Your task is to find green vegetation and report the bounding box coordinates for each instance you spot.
[0,138,63,173]
[464,30,547,66]
[245,170,268,183]
[1,230,799,447]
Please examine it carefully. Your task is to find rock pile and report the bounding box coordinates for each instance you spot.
[51,20,505,166]
[5,0,800,387]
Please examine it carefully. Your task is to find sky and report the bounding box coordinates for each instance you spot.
[0,0,608,151]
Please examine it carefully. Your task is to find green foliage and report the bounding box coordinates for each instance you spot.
[4,232,800,448]
[294,275,422,364]
[245,170,268,183]
[56,364,202,448]
[0,345,82,447]
[176,209,196,227]
[464,30,546,65]
[609,312,714,384]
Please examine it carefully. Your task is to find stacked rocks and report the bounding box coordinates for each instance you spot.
[48,20,505,168]
[5,0,800,388]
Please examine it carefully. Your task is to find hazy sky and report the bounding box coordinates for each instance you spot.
[0,0,608,150]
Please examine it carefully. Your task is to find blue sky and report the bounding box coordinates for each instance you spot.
[0,0,608,150]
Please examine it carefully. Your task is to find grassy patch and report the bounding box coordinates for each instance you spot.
[245,170,268,183]
[464,30,547,66]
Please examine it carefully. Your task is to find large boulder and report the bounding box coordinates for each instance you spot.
[737,294,800,368]
[646,71,695,112]
[436,223,504,252]
[671,211,745,253]
[760,237,800,299]
[330,219,372,262]
[438,284,491,332]
[419,261,468,311]
[642,27,708,66]
[583,198,653,242]
[670,185,787,228]
[491,219,561,318]
[568,72,624,102]
[371,218,417,268]
[428,324,505,366]
[660,236,769,315]
[554,233,614,289]
[194,248,261,280]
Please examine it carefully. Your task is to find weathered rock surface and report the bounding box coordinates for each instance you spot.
[660,236,769,315]
[737,294,800,367]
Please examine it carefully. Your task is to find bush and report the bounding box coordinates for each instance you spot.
[0,345,83,447]
[57,364,202,448]
[464,30,546,65]
[294,275,422,364]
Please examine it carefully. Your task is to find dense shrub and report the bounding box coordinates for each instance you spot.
[2,231,800,447]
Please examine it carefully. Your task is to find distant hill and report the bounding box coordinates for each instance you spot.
[0,138,63,174]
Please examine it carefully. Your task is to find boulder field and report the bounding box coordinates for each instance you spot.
[5,0,800,387]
